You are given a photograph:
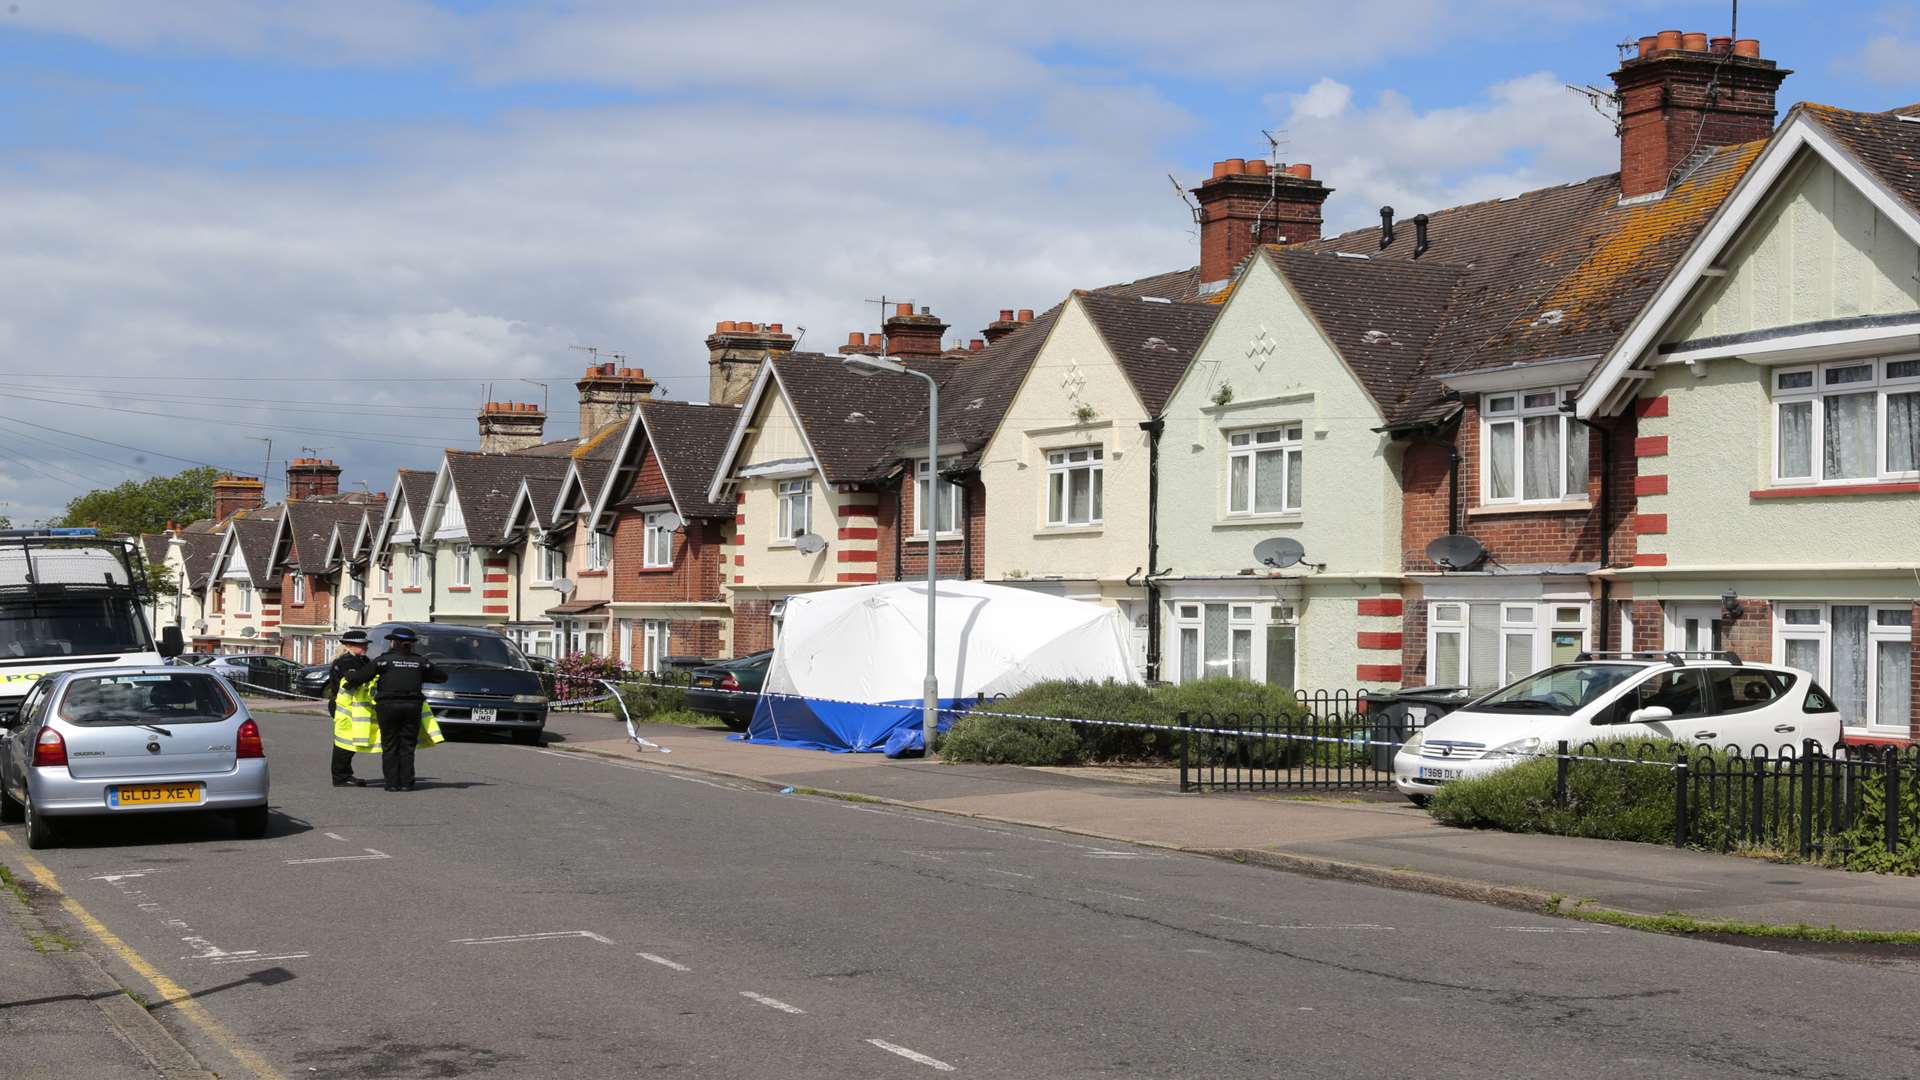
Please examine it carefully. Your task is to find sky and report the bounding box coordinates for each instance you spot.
[1,1,1915,526]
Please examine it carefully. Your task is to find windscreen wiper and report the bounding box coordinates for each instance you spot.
[135,723,173,737]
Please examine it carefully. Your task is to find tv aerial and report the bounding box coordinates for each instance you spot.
[794,533,827,556]
[1425,534,1487,571]
[1253,537,1324,572]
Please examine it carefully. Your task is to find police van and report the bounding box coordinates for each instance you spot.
[0,529,183,717]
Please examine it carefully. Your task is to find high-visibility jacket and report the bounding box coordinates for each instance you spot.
[333,679,444,753]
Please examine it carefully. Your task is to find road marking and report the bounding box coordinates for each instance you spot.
[285,848,390,865]
[323,832,348,842]
[740,991,805,1014]
[903,850,947,862]
[0,834,290,1080]
[1208,914,1255,925]
[451,930,615,946]
[866,1039,956,1071]
[637,952,690,972]
[88,868,166,884]
[207,952,312,965]
[982,867,1033,879]
[1088,889,1145,903]
[1256,924,1395,931]
[1494,926,1612,934]
[1084,850,1155,860]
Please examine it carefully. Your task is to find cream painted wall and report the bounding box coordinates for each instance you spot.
[516,533,563,627]
[1672,155,1920,342]
[732,383,859,589]
[1635,362,1920,567]
[431,544,484,619]
[1157,256,1403,578]
[981,298,1152,585]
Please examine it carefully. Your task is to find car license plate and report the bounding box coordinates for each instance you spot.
[1417,766,1464,781]
[109,783,203,808]
[694,676,716,687]
[471,708,498,722]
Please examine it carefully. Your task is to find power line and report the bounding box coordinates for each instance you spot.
[0,383,487,416]
[0,372,564,383]
[0,410,271,477]
[0,385,478,428]
[0,391,468,452]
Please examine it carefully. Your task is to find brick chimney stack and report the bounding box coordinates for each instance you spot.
[706,320,796,406]
[982,308,1033,345]
[575,363,656,437]
[881,303,949,359]
[1191,160,1330,288]
[477,401,548,453]
[839,332,887,356]
[212,476,265,523]
[284,458,341,502]
[1611,32,1789,198]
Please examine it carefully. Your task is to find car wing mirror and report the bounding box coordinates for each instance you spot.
[157,625,185,659]
[1628,705,1674,725]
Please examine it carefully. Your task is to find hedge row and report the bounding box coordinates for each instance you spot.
[938,678,1307,767]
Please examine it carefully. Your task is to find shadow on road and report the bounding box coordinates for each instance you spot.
[34,807,313,849]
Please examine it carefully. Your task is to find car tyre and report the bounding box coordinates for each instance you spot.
[233,805,270,839]
[0,782,23,824]
[24,798,57,850]
[511,728,542,746]
[1406,794,1432,809]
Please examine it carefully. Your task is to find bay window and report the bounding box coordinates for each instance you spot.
[777,479,811,540]
[643,513,673,568]
[1227,424,1303,515]
[1430,600,1589,692]
[1772,357,1920,484]
[1482,390,1588,504]
[1774,603,1912,729]
[1172,601,1295,686]
[1045,447,1103,527]
[914,458,962,537]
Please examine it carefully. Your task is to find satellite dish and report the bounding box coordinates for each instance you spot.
[553,577,576,599]
[1253,537,1306,569]
[794,533,827,556]
[192,621,207,633]
[657,512,685,532]
[1425,534,1487,570]
[343,595,366,613]
[240,626,257,638]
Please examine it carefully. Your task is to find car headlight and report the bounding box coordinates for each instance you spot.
[1481,736,1543,761]
[422,688,455,700]
[1400,729,1424,753]
[512,694,548,705]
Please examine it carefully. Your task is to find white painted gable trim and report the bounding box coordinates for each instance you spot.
[705,360,829,502]
[1577,113,1920,418]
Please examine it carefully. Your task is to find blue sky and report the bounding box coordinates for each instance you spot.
[0,1,1914,524]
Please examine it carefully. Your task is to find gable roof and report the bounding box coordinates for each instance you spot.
[225,507,284,590]
[765,352,952,483]
[889,306,1062,471]
[1072,292,1221,416]
[506,476,566,536]
[595,400,742,528]
[173,519,222,590]
[281,496,381,574]
[1804,103,1920,221]
[442,451,574,546]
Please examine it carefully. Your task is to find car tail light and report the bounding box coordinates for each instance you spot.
[236,718,265,759]
[32,728,67,768]
[719,674,740,693]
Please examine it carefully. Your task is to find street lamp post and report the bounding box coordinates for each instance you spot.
[843,353,940,754]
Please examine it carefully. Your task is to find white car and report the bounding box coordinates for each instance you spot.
[1393,652,1843,805]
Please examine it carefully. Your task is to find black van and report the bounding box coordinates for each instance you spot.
[364,623,550,745]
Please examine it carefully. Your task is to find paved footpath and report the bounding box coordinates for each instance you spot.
[559,713,1920,933]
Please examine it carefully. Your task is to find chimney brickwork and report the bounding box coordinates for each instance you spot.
[477,401,548,453]
[213,476,266,523]
[1191,160,1330,286]
[575,363,657,437]
[881,303,949,359]
[284,458,341,502]
[1611,33,1789,198]
[706,320,795,406]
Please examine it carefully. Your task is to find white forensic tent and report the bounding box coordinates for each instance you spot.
[747,581,1139,751]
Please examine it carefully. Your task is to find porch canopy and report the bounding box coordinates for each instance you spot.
[748,581,1138,752]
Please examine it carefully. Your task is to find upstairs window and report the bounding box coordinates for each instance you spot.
[1482,390,1588,504]
[1772,358,1920,485]
[777,479,811,540]
[914,458,962,537]
[453,544,472,587]
[408,551,424,588]
[1227,424,1303,515]
[378,565,391,595]
[291,573,305,605]
[537,544,565,583]
[643,513,673,568]
[236,582,253,614]
[1045,447,1103,527]
[587,531,613,571]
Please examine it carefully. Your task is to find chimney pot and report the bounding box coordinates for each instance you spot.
[1286,163,1313,179]
[999,308,1014,321]
[1223,157,1246,175]
[1732,37,1760,57]
[1017,309,1034,322]
[1246,159,1269,176]
[1637,34,1657,57]
[1681,31,1708,52]
[1710,35,1732,55]
[868,333,885,347]
[894,302,912,317]
[970,339,984,352]
[718,320,736,332]
[1210,160,1229,179]
[1655,29,1683,52]
[847,331,864,346]
[768,323,783,333]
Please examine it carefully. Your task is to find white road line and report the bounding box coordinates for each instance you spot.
[452,931,615,946]
[1084,851,1152,860]
[867,1039,956,1071]
[637,952,690,972]
[1494,926,1611,934]
[1255,924,1395,931]
[285,849,390,865]
[323,832,349,842]
[1088,889,1145,903]
[903,850,948,862]
[982,868,1033,879]
[740,991,805,1014]
[206,952,311,965]
[88,869,165,883]
[1208,913,1255,925]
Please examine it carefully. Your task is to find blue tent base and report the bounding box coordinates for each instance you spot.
[744,694,966,753]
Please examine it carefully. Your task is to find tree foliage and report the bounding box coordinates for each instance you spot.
[57,467,219,537]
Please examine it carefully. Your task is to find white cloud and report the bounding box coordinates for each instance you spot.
[1848,35,1920,85]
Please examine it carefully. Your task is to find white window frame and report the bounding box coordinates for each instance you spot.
[1770,356,1920,486]
[1429,600,1590,689]
[236,581,254,615]
[408,550,424,588]
[1170,600,1294,685]
[642,619,671,673]
[1226,424,1304,516]
[1044,446,1104,528]
[535,543,564,584]
[776,479,812,541]
[453,544,472,587]
[643,513,674,568]
[1480,388,1589,505]
[587,531,612,572]
[378,564,391,595]
[1429,603,1468,686]
[913,458,962,538]
[291,573,305,606]
[1772,602,1913,731]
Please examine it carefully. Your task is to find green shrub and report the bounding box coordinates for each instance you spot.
[1162,678,1313,769]
[1431,754,1680,843]
[939,712,1084,765]
[941,677,1318,767]
[614,673,688,721]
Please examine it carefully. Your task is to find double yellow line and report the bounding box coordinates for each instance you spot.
[0,833,287,1080]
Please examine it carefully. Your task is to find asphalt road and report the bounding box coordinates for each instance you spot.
[3,705,1918,1079]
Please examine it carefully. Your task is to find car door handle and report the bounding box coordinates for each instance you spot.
[1693,730,1717,740]
[1774,724,1796,733]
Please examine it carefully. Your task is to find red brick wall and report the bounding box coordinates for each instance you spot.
[733,599,775,655]
[278,571,333,628]
[668,618,725,661]
[876,470,986,581]
[611,509,727,604]
[1400,587,1429,687]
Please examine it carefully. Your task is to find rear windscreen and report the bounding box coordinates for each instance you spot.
[58,673,236,725]
[0,596,149,660]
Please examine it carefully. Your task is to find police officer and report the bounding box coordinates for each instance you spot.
[344,627,447,792]
[322,629,374,787]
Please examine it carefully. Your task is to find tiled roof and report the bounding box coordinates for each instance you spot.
[177,519,221,589]
[635,400,741,519]
[1264,250,1465,417]
[1073,292,1220,416]
[1094,265,1204,303]
[444,451,574,546]
[767,352,950,484]
[284,496,381,573]
[891,307,1061,473]
[140,534,167,566]
[518,476,565,531]
[1295,140,1763,423]
[396,469,438,508]
[1802,103,1920,222]
[228,507,284,590]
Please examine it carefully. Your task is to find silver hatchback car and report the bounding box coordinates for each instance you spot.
[0,666,271,849]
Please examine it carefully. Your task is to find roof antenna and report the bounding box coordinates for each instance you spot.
[1566,83,1621,134]
[569,343,602,368]
[518,378,549,413]
[862,296,909,356]
[1252,128,1286,248]
[1167,174,1200,235]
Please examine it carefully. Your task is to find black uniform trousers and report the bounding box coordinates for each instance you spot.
[330,745,358,783]
[374,700,423,789]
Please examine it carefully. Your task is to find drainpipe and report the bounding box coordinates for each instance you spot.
[960,472,974,581]
[1139,417,1165,681]
[1573,414,1616,649]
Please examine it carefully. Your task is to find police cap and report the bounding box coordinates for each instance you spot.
[385,627,419,643]
[340,629,370,646]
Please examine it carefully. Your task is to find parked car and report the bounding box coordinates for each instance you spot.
[206,654,303,693]
[1393,652,1843,806]
[685,650,773,732]
[364,623,549,745]
[297,663,333,697]
[0,666,271,849]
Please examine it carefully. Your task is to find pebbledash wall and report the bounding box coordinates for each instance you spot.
[1154,253,1406,693]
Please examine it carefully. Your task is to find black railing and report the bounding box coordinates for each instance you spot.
[1178,698,1427,793]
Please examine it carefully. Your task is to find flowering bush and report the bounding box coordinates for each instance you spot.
[552,652,625,703]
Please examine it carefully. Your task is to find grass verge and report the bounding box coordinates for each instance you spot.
[0,863,31,907]
[798,787,883,805]
[1552,899,1920,944]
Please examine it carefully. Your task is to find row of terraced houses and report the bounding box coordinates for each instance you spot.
[145,32,1920,741]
